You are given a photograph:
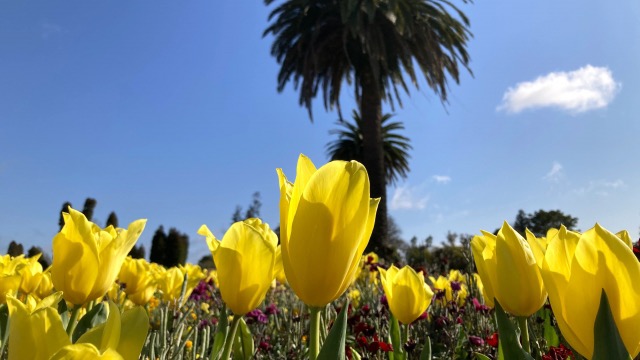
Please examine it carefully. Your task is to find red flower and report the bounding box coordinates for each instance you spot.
[486,332,499,348]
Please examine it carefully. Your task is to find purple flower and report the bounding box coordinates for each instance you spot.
[469,336,485,347]
[246,309,268,324]
[265,303,279,316]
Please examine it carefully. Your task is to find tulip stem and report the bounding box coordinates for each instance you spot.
[517,317,530,353]
[309,307,322,360]
[221,315,241,360]
[66,305,82,339]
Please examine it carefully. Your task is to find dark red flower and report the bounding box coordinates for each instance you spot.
[542,344,573,360]
[486,332,499,348]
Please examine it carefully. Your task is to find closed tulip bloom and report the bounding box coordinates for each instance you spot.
[118,257,157,306]
[471,221,546,316]
[6,292,70,360]
[540,224,640,359]
[379,265,434,324]
[277,155,379,307]
[52,207,146,305]
[198,218,278,315]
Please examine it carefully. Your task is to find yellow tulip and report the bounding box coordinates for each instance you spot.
[77,301,150,360]
[379,265,434,324]
[6,292,70,360]
[50,344,124,360]
[156,266,185,302]
[277,154,379,307]
[179,263,207,298]
[540,224,640,359]
[18,254,44,294]
[198,218,278,315]
[118,257,157,306]
[471,221,546,316]
[34,269,54,300]
[273,246,288,285]
[51,207,146,305]
[429,275,453,304]
[0,255,25,303]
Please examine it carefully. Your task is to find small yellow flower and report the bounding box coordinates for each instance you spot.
[200,302,210,314]
[380,265,434,324]
[185,340,193,350]
[347,289,361,308]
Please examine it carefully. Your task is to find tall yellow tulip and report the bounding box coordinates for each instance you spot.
[6,292,70,360]
[198,218,278,315]
[540,224,640,359]
[380,265,434,324]
[471,221,546,316]
[277,154,379,307]
[51,207,146,305]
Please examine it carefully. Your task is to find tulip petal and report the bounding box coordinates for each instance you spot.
[117,306,149,360]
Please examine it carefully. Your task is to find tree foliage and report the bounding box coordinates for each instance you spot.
[81,198,97,222]
[326,111,412,185]
[106,211,119,228]
[231,192,262,224]
[511,209,578,237]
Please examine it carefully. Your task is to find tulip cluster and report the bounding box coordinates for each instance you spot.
[472,221,640,359]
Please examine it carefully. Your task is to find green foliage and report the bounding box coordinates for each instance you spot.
[128,244,146,259]
[164,228,189,267]
[26,246,51,269]
[58,201,72,231]
[317,302,348,360]
[511,209,578,237]
[81,197,97,222]
[6,241,23,257]
[149,226,167,265]
[326,111,412,185]
[106,211,119,228]
[593,291,629,360]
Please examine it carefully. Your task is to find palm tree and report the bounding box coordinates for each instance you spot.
[264,0,472,257]
[326,110,412,186]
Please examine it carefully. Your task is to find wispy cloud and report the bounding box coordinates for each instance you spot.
[432,175,451,184]
[572,179,626,196]
[498,65,621,114]
[42,23,64,40]
[543,161,564,182]
[390,186,429,210]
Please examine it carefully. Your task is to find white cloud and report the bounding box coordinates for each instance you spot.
[432,175,451,184]
[573,179,626,196]
[390,186,429,210]
[498,65,620,114]
[543,161,563,182]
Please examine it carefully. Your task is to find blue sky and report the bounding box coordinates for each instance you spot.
[2,1,640,263]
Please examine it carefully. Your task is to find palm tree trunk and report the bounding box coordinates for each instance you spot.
[359,70,389,258]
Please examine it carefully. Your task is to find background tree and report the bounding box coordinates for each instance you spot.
[149,226,167,265]
[27,246,51,269]
[510,209,579,237]
[129,244,145,259]
[327,110,412,186]
[265,0,472,256]
[58,201,72,231]
[231,192,262,224]
[81,198,97,222]
[7,241,24,257]
[106,211,119,228]
[164,228,189,267]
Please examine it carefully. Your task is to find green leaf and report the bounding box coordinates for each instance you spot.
[592,290,630,360]
[317,302,348,360]
[474,353,492,360]
[419,336,431,360]
[72,302,108,342]
[57,297,70,329]
[542,308,559,347]
[494,300,534,360]
[232,318,254,360]
[0,304,8,352]
[387,315,405,360]
[209,309,229,360]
